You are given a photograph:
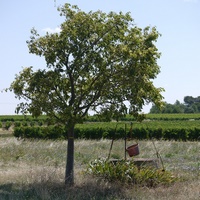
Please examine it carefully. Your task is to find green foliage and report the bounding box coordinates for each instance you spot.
[14,121,21,127]
[9,3,164,125]
[2,113,200,123]
[87,158,178,187]
[30,121,36,127]
[150,96,200,114]
[22,121,28,126]
[146,113,200,120]
[0,115,47,122]
[74,124,125,139]
[5,121,12,130]
[13,125,66,139]
[0,117,14,122]
[13,121,200,141]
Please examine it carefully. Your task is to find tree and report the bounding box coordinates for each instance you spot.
[183,96,200,113]
[9,4,164,186]
[184,96,195,107]
[150,100,185,113]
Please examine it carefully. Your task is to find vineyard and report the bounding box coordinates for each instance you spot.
[1,114,200,141]
[2,113,200,122]
[0,114,200,199]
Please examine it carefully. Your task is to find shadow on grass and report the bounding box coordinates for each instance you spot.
[0,179,129,200]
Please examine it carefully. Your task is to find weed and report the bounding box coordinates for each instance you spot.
[86,158,178,187]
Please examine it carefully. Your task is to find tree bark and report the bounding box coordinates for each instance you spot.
[65,124,75,186]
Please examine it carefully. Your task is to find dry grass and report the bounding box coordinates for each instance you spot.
[0,130,199,199]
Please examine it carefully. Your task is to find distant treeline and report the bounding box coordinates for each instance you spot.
[150,96,200,114]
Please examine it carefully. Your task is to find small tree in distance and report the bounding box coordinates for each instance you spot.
[9,4,164,186]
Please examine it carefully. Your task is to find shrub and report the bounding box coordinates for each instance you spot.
[14,121,21,127]
[189,128,200,141]
[86,158,178,187]
[22,121,28,126]
[30,121,35,127]
[5,121,12,130]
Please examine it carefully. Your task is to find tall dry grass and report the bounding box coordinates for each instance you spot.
[0,130,199,199]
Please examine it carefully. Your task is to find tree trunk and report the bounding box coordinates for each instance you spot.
[65,124,75,186]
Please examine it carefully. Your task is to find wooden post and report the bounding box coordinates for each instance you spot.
[125,123,127,160]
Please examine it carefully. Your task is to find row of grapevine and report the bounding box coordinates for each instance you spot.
[3,119,200,131]
[0,121,45,130]
[145,113,200,121]
[13,122,200,141]
[0,115,47,122]
[14,126,66,140]
[2,113,200,123]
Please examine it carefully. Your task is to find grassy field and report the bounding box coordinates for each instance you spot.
[0,129,199,200]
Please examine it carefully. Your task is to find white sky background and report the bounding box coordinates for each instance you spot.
[0,0,200,115]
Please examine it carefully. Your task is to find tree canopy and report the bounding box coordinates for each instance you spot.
[9,4,164,186]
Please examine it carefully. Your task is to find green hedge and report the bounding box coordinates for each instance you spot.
[13,125,200,141]
[14,125,66,140]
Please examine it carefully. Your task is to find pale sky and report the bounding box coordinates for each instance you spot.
[0,0,200,114]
